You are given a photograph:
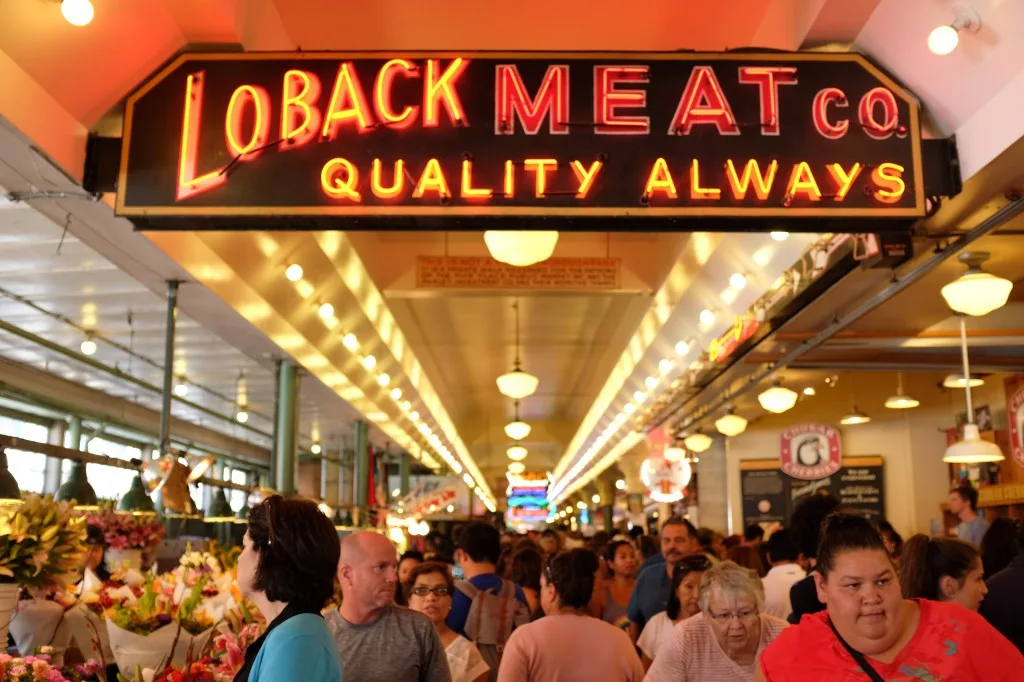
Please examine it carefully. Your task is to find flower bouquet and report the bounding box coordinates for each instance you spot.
[106,575,216,675]
[207,601,265,680]
[87,512,165,572]
[9,586,79,659]
[118,657,224,682]
[65,569,147,674]
[0,647,102,681]
[0,494,88,645]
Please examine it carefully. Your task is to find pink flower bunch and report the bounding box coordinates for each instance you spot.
[85,512,165,550]
[0,650,101,681]
[210,622,263,678]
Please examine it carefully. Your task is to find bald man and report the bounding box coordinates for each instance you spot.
[324,531,451,682]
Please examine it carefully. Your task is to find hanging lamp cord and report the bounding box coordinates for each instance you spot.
[513,299,522,371]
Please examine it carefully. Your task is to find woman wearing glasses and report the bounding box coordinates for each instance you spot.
[406,562,489,682]
[497,549,644,681]
[637,554,711,670]
[645,560,787,681]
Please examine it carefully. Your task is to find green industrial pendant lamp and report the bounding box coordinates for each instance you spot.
[118,474,156,516]
[0,449,21,506]
[204,488,235,523]
[233,504,250,525]
[55,461,99,510]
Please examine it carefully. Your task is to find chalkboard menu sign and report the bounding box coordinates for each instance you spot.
[740,456,885,528]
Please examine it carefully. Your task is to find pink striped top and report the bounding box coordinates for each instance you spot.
[645,613,788,682]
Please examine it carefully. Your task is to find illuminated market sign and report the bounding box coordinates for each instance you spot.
[112,51,940,231]
[506,471,549,523]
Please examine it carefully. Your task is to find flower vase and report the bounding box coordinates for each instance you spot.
[0,582,18,647]
[105,548,144,572]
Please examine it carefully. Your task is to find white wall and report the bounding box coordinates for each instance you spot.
[723,371,1009,539]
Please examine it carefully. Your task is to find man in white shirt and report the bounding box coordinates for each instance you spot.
[760,529,806,620]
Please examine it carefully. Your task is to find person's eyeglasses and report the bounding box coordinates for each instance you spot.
[708,607,758,623]
[410,585,452,598]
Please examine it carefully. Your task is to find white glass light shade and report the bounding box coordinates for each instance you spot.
[484,231,559,267]
[941,271,1013,316]
[683,432,713,453]
[61,0,94,26]
[943,424,1005,463]
[944,374,985,389]
[758,385,798,414]
[285,264,303,281]
[505,421,531,440]
[496,369,539,399]
[80,338,97,356]
[884,394,920,409]
[928,25,960,55]
[715,413,748,437]
[507,446,528,461]
[840,409,871,425]
[507,462,526,475]
[663,446,686,463]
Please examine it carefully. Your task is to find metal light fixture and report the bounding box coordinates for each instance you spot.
[0,449,22,506]
[505,401,530,440]
[496,300,539,399]
[234,504,251,525]
[508,462,526,475]
[943,374,985,389]
[884,372,920,409]
[507,445,528,461]
[80,334,97,356]
[204,488,235,522]
[55,460,98,510]
[945,315,1004,463]
[715,408,748,437]
[285,264,303,282]
[928,6,981,56]
[663,445,686,463]
[484,231,558,267]
[941,252,1012,316]
[683,431,713,453]
[758,379,799,414]
[840,408,872,426]
[615,479,626,490]
[173,375,188,398]
[118,474,157,516]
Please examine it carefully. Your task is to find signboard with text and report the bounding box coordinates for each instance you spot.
[116,51,930,231]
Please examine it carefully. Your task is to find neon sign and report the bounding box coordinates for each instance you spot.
[506,471,549,523]
[116,51,934,231]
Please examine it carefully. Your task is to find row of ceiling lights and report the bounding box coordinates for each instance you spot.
[284,262,496,508]
[550,234,792,498]
[496,300,536,477]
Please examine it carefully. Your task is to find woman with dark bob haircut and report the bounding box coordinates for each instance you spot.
[497,549,645,681]
[757,513,1022,681]
[233,495,344,682]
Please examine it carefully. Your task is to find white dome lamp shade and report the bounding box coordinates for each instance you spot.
[757,379,798,414]
[484,231,559,267]
[505,401,531,440]
[496,299,540,399]
[941,252,1013,317]
[507,445,528,461]
[507,461,526,475]
[683,431,713,453]
[927,6,981,56]
[884,372,920,410]
[663,445,686,463]
[715,408,748,437]
[943,374,985,389]
[945,315,1005,463]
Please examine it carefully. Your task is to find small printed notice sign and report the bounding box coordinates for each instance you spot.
[416,256,621,290]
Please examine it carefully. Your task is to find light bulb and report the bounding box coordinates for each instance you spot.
[463,473,475,487]
[507,446,527,461]
[803,387,816,396]
[644,376,658,390]
[699,309,716,325]
[80,338,97,356]
[928,24,960,55]
[675,340,691,356]
[173,382,189,398]
[285,264,303,281]
[342,333,359,351]
[729,272,747,290]
[61,0,94,26]
[505,420,531,440]
[377,373,390,386]
[633,390,646,402]
[390,388,403,400]
[770,231,789,242]
[624,404,636,414]
[409,411,420,422]
[658,358,673,374]
[318,302,334,319]
[508,462,526,475]
[362,355,376,370]
[311,443,322,454]
[615,479,626,490]
[592,494,600,504]
[236,410,249,424]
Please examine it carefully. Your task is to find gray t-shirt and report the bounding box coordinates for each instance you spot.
[325,605,452,682]
[957,515,990,546]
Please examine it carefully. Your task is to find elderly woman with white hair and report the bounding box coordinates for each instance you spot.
[644,560,788,682]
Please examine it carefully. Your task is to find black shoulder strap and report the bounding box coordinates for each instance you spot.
[827,618,886,682]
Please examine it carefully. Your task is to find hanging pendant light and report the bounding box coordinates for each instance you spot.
[507,462,526,475]
[505,400,531,440]
[840,373,871,425]
[496,300,540,399]
[941,252,1013,317]
[0,448,22,507]
[204,488,236,522]
[758,379,798,414]
[945,315,1005,463]
[943,374,985,389]
[484,231,559,267]
[55,460,99,510]
[507,445,528,461]
[683,431,713,453]
[118,474,157,516]
[663,444,686,463]
[715,408,747,437]
[884,372,920,409]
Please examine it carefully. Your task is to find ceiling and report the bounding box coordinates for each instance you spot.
[1,0,1024,507]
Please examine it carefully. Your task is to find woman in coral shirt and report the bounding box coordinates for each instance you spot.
[757,513,1022,682]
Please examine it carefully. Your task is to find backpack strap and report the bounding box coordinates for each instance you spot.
[455,580,479,600]
[494,579,513,651]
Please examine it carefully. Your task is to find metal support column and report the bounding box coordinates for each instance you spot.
[399,451,410,497]
[42,419,67,494]
[158,281,180,459]
[320,455,329,502]
[336,447,345,508]
[269,359,282,489]
[66,416,82,451]
[274,362,299,495]
[353,420,369,524]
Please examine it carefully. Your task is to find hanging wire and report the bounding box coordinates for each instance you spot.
[512,298,522,370]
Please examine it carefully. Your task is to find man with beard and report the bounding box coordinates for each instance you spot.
[627,516,701,643]
[326,531,452,682]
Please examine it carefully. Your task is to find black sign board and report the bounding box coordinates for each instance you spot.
[115,51,934,232]
[740,457,885,528]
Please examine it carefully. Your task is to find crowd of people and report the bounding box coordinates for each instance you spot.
[234,484,1024,681]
